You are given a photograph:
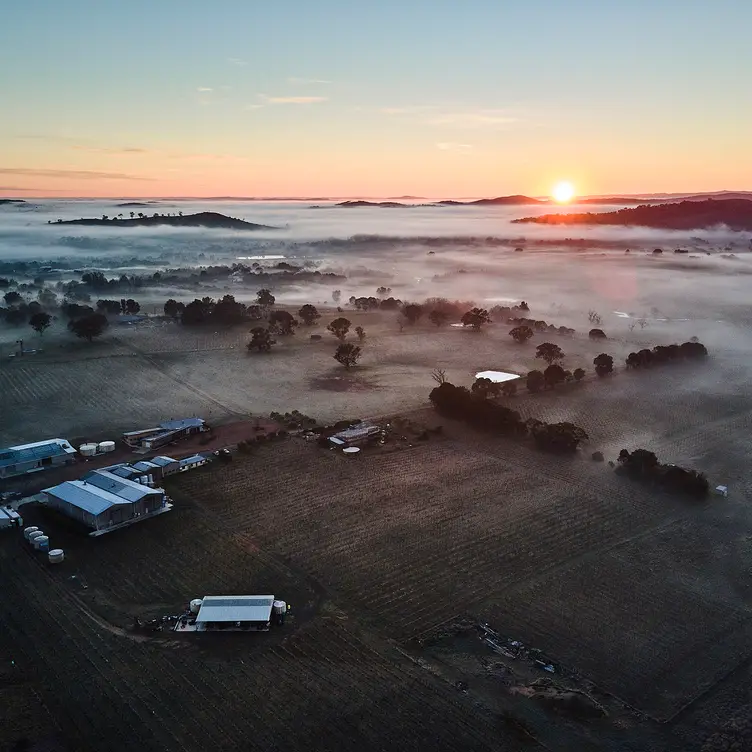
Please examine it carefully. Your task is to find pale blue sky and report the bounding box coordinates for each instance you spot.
[1,0,750,196]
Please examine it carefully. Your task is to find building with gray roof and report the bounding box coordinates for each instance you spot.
[0,438,76,479]
[44,469,170,535]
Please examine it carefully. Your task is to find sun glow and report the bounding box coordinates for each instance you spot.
[552,181,576,204]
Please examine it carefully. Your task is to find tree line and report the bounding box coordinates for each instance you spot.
[616,448,709,498]
[429,380,589,453]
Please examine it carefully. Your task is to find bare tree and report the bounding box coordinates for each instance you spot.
[431,368,447,385]
[588,310,602,326]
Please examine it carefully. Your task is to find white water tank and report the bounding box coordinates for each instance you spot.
[190,599,203,614]
[23,526,39,540]
[98,441,116,453]
[34,535,49,551]
[79,443,97,457]
[28,530,44,544]
[272,600,287,626]
[48,549,65,564]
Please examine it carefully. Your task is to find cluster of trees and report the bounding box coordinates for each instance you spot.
[429,381,588,453]
[616,448,709,498]
[178,295,251,326]
[348,295,402,311]
[507,316,576,338]
[625,341,707,368]
[96,298,140,315]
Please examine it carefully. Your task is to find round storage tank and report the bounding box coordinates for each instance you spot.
[272,600,287,626]
[98,440,116,453]
[28,530,44,544]
[34,535,49,551]
[24,526,39,540]
[79,443,97,457]
[48,549,65,564]
[190,599,203,614]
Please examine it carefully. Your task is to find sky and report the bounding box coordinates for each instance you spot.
[1,0,750,198]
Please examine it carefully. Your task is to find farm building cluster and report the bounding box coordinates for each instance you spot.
[42,454,209,536]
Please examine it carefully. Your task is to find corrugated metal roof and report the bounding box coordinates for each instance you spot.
[0,439,75,469]
[179,454,206,465]
[109,465,139,479]
[150,456,178,467]
[195,595,274,623]
[82,470,162,502]
[160,418,205,431]
[132,461,159,472]
[44,480,132,516]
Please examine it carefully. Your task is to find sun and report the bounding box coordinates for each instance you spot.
[552,181,576,204]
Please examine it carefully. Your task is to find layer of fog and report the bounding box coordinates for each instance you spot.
[2,200,751,267]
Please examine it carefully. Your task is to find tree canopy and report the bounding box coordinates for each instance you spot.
[269,310,298,336]
[298,304,320,326]
[535,342,564,365]
[257,289,275,306]
[68,312,108,342]
[509,325,533,343]
[247,327,276,353]
[29,311,52,336]
[461,308,491,330]
[327,317,351,340]
[593,353,614,376]
[334,343,362,369]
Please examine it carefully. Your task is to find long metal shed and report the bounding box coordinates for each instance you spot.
[194,596,275,631]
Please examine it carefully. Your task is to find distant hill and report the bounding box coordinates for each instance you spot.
[115,201,157,207]
[321,195,545,209]
[513,199,752,231]
[52,212,279,230]
[0,199,26,205]
[467,195,544,206]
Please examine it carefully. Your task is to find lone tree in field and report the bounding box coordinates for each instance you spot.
[268,310,298,336]
[461,308,491,331]
[593,353,614,376]
[68,312,108,342]
[29,311,52,336]
[327,316,351,340]
[247,327,276,353]
[544,363,567,389]
[589,328,607,340]
[355,326,366,341]
[298,304,320,326]
[509,325,533,343]
[526,369,545,393]
[401,303,424,325]
[4,291,22,306]
[334,343,361,369]
[429,309,449,327]
[535,342,564,365]
[573,367,586,381]
[257,289,275,306]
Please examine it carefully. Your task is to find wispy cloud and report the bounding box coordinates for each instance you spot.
[71,146,149,155]
[0,185,62,192]
[379,106,436,115]
[227,57,247,66]
[0,168,152,181]
[381,105,518,129]
[245,104,265,110]
[258,94,328,105]
[436,142,473,152]
[197,87,213,92]
[427,110,517,128]
[287,77,332,85]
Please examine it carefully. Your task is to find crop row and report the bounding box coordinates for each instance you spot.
[177,439,684,638]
